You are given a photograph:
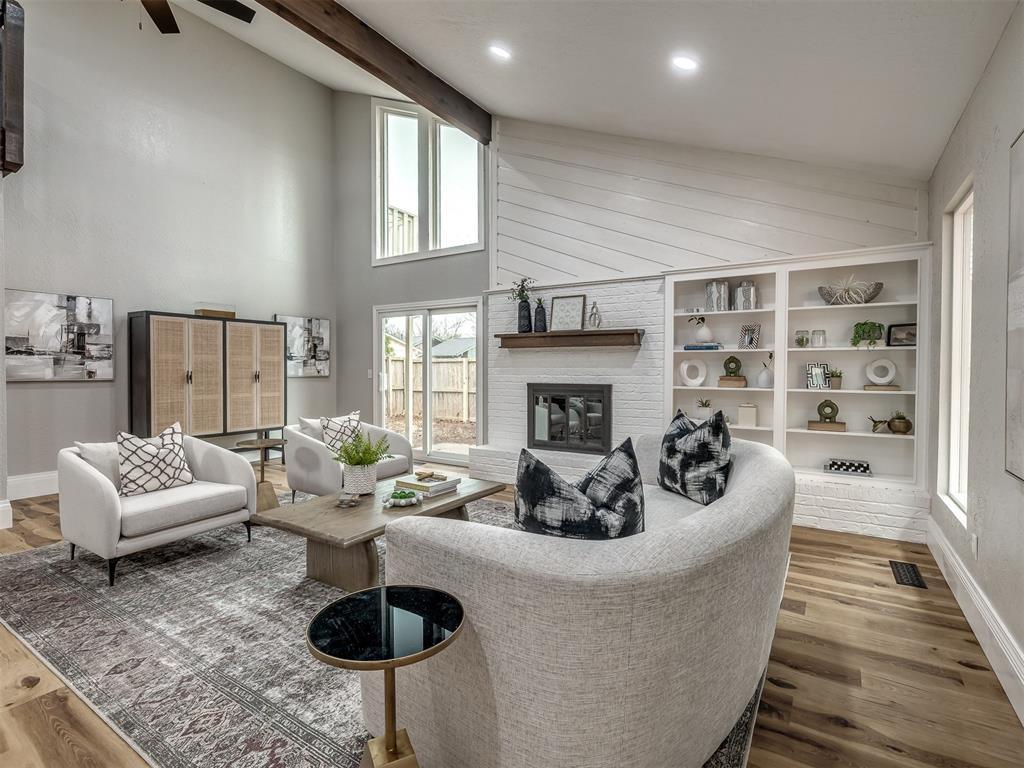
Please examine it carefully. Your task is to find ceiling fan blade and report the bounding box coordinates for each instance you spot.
[195,0,256,24]
[140,0,180,33]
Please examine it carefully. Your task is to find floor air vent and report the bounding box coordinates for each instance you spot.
[889,560,927,589]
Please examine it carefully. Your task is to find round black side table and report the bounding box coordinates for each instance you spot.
[307,585,465,768]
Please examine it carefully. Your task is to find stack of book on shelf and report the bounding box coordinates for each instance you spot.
[394,471,462,498]
[683,342,722,350]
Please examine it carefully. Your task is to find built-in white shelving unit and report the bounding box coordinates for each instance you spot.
[664,243,928,487]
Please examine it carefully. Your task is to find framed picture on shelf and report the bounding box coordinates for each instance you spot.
[805,362,831,390]
[549,294,586,331]
[738,323,761,349]
[886,323,917,347]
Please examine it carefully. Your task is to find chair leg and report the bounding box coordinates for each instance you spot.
[291,489,297,503]
[107,557,119,587]
[244,520,252,542]
[70,543,76,560]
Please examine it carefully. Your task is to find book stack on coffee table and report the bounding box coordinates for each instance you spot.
[394,471,463,498]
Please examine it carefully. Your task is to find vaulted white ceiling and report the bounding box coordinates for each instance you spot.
[339,0,1015,178]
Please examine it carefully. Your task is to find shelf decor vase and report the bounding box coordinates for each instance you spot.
[342,463,378,495]
[517,300,533,333]
[734,281,757,311]
[696,323,714,343]
[888,416,913,434]
[756,368,773,389]
[534,301,547,333]
[705,280,730,312]
[829,377,843,390]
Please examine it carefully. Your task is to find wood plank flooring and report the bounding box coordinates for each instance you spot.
[1,462,1022,767]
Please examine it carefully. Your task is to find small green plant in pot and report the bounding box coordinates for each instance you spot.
[828,368,844,390]
[508,277,535,333]
[695,397,712,421]
[851,321,885,348]
[333,431,390,495]
[887,410,913,435]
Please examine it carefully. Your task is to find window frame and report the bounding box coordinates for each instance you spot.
[371,98,486,267]
[939,186,974,521]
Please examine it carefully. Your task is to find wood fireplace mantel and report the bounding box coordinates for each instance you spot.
[494,328,645,349]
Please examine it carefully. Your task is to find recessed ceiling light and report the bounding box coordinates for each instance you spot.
[671,55,699,72]
[489,44,512,61]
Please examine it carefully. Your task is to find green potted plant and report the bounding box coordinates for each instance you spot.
[695,397,712,421]
[887,410,913,435]
[333,431,390,495]
[850,321,885,348]
[828,368,844,390]
[509,277,535,333]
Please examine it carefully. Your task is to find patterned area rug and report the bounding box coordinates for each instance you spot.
[0,496,759,768]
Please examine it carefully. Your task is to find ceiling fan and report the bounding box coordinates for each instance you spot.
[140,0,256,34]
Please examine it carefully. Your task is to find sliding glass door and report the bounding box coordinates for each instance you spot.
[375,300,481,464]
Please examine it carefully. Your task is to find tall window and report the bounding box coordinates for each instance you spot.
[374,100,483,264]
[946,190,974,512]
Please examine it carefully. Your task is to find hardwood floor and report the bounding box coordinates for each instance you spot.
[2,462,1022,767]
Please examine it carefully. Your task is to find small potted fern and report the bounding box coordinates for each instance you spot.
[333,431,391,495]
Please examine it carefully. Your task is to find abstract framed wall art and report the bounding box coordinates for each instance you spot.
[4,290,114,381]
[276,314,331,377]
[1007,128,1024,480]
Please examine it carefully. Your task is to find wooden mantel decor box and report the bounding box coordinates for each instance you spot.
[495,328,645,349]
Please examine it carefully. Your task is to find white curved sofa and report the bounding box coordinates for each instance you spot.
[361,436,794,768]
[283,421,413,497]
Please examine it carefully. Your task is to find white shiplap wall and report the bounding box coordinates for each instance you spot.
[492,118,928,287]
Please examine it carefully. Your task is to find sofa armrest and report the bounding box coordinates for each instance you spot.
[361,423,413,468]
[57,448,122,559]
[183,436,257,513]
[283,425,342,496]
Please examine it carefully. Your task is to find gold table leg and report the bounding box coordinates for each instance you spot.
[363,667,418,767]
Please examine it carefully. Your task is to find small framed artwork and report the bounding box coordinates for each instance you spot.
[886,323,917,347]
[276,314,331,377]
[805,362,831,390]
[738,323,761,349]
[549,294,586,331]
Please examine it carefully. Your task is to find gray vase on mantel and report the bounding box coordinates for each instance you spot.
[534,301,548,333]
[517,300,533,333]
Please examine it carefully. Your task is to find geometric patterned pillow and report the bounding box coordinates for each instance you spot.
[514,437,644,539]
[657,410,732,505]
[117,422,194,497]
[321,413,361,452]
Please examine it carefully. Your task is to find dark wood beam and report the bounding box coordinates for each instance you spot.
[253,0,491,144]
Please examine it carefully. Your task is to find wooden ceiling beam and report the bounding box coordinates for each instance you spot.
[253,0,492,144]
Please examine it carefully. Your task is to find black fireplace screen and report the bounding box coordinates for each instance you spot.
[527,383,612,455]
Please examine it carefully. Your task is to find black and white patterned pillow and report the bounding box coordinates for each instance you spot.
[515,438,644,539]
[321,414,361,452]
[117,422,194,497]
[658,410,732,505]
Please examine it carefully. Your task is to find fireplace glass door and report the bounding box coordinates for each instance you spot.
[528,384,612,455]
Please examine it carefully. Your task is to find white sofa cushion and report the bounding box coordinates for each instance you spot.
[641,484,704,530]
[74,441,120,490]
[376,454,410,480]
[120,481,247,538]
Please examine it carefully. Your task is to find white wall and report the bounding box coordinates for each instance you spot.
[4,0,338,478]
[333,91,490,421]
[926,2,1024,714]
[493,118,928,287]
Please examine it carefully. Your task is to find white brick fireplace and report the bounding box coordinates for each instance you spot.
[469,277,665,482]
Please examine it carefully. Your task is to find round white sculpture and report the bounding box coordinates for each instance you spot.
[679,359,708,387]
[866,358,897,385]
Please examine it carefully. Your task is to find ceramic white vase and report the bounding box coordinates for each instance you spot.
[696,323,714,343]
[343,463,378,495]
[695,407,712,421]
[757,368,774,389]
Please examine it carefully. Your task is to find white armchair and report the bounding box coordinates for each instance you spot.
[284,421,413,498]
[58,436,256,585]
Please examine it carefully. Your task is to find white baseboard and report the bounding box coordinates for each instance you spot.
[927,516,1024,727]
[7,470,58,500]
[0,500,11,529]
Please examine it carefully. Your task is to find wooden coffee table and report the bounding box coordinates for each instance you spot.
[251,476,505,592]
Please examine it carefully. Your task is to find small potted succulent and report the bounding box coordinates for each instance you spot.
[887,410,913,435]
[688,315,714,343]
[333,431,391,495]
[851,321,885,349]
[509,277,535,333]
[534,297,548,333]
[828,368,844,390]
[695,397,712,421]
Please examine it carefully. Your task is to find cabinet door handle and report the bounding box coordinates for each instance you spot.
[255,370,260,383]
[186,370,192,385]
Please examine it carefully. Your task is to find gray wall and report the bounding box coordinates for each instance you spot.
[333,92,489,421]
[4,0,338,475]
[927,5,1024,643]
